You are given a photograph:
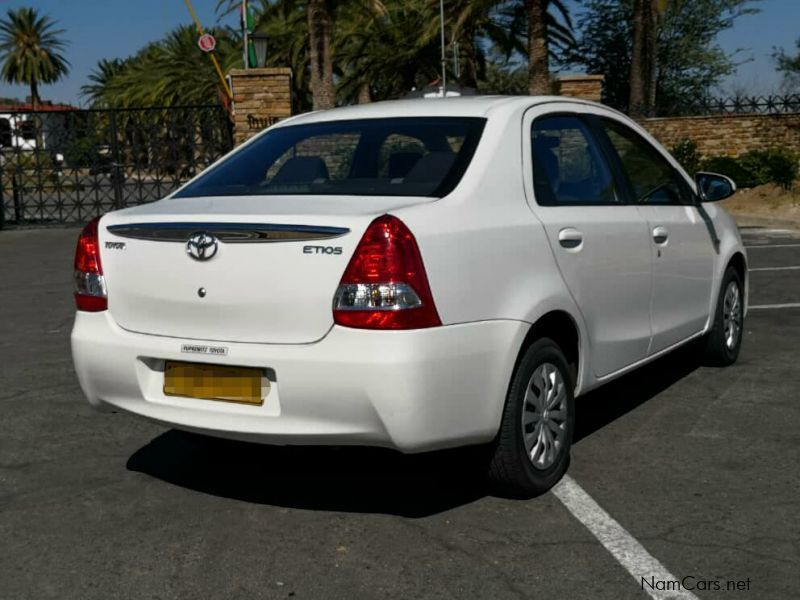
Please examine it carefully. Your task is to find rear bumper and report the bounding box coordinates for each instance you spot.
[71,312,527,452]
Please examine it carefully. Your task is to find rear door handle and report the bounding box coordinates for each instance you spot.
[558,227,584,250]
[652,226,669,245]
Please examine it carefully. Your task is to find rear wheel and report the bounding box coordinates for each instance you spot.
[488,338,575,498]
[702,266,744,366]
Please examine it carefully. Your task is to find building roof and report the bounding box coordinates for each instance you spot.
[0,102,76,113]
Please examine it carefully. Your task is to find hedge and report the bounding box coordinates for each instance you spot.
[669,138,799,191]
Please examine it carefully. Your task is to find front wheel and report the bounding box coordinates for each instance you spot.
[702,266,744,366]
[487,338,575,498]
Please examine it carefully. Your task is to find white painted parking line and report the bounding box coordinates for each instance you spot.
[553,475,699,600]
[741,228,797,234]
[749,266,800,272]
[749,303,800,310]
[745,244,800,249]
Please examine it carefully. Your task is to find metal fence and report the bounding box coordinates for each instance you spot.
[0,105,233,228]
[658,94,800,117]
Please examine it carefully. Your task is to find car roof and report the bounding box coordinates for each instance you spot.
[274,95,608,127]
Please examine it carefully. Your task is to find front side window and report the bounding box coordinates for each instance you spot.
[174,117,485,199]
[601,118,694,205]
[531,115,619,206]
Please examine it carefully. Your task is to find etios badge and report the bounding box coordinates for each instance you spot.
[186,232,218,261]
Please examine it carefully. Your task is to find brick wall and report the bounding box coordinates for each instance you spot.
[553,73,800,159]
[229,67,292,145]
[639,113,800,158]
[558,75,605,103]
[226,67,800,160]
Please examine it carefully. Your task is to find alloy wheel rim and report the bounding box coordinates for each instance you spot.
[522,362,568,470]
[722,281,742,350]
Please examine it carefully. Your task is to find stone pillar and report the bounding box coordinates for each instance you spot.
[558,74,605,103]
[229,67,293,145]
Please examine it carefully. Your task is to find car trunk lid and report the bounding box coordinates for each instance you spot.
[99,195,429,344]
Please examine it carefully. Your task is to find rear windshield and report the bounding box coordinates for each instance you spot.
[173,117,486,199]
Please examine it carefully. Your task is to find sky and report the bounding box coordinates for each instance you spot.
[0,0,798,106]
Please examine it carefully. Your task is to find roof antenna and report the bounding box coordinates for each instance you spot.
[439,0,446,97]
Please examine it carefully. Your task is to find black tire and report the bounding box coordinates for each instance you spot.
[702,266,744,367]
[487,338,575,498]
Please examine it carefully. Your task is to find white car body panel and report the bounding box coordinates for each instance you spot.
[518,104,654,377]
[637,203,715,353]
[71,96,747,452]
[701,201,749,320]
[73,311,527,451]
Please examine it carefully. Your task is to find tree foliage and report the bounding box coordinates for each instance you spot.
[82,26,240,108]
[0,7,69,108]
[774,38,800,91]
[86,0,574,109]
[335,0,440,104]
[566,0,760,113]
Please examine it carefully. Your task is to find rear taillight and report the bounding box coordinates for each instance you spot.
[74,216,107,312]
[333,214,441,330]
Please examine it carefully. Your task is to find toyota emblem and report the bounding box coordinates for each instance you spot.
[186,231,219,261]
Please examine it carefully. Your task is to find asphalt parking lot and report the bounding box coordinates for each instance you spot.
[1,224,799,600]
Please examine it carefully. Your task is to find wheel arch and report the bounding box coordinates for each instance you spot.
[726,250,748,311]
[727,251,747,281]
[514,310,582,393]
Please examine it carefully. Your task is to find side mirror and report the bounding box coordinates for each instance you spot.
[696,172,736,202]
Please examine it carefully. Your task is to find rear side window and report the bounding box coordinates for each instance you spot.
[174,117,485,199]
[531,115,619,206]
[601,118,695,205]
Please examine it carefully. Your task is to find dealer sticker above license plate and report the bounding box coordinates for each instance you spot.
[181,343,229,356]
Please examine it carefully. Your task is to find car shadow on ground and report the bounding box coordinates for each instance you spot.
[127,432,489,518]
[574,343,701,442]
[127,344,702,517]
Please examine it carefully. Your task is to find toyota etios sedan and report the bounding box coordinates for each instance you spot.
[71,97,746,496]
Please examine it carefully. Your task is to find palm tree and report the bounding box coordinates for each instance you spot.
[219,0,384,110]
[218,0,332,108]
[432,0,524,90]
[307,0,335,109]
[251,2,311,110]
[525,0,571,95]
[81,58,126,107]
[336,0,440,103]
[83,26,240,108]
[0,7,69,109]
[307,0,385,109]
[441,0,572,95]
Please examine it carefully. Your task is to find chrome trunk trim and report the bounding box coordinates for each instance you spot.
[106,222,350,243]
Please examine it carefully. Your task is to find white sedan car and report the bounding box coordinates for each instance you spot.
[71,97,746,496]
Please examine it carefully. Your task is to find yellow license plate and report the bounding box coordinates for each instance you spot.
[163,361,267,405]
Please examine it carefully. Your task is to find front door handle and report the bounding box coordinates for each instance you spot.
[652,226,669,245]
[558,227,584,250]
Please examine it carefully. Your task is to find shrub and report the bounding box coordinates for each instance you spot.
[670,138,701,175]
[738,148,798,191]
[701,148,799,190]
[63,136,99,168]
[700,155,752,188]
[0,150,54,173]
